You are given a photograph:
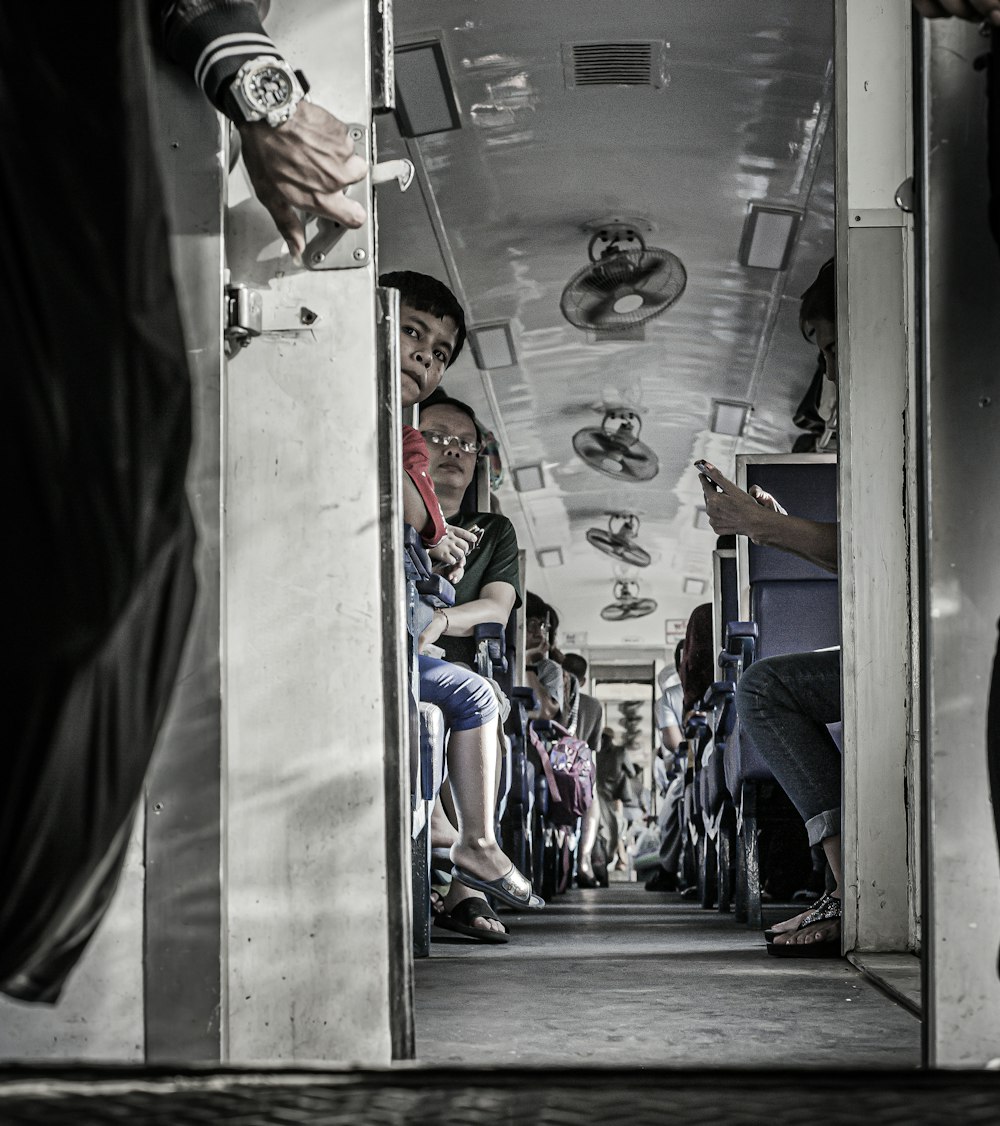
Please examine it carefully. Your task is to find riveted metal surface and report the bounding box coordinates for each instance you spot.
[0,1068,998,1125]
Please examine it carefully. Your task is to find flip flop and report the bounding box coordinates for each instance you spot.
[452,863,545,911]
[764,892,839,944]
[433,898,510,944]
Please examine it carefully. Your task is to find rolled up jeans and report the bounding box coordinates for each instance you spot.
[735,649,842,847]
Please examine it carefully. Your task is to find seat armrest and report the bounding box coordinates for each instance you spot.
[415,575,455,608]
[474,621,508,678]
[725,620,757,670]
[511,686,536,704]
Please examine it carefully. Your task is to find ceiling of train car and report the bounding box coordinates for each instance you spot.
[377,0,835,655]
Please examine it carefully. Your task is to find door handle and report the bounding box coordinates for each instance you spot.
[303,125,413,270]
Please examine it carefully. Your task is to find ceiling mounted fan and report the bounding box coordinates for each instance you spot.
[600,579,658,622]
[572,409,659,482]
[586,512,652,568]
[560,221,687,333]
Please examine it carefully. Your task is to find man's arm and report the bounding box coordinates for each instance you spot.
[158,0,367,258]
[419,581,516,652]
[659,723,683,754]
[698,462,838,574]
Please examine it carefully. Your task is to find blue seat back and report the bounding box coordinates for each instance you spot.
[731,457,839,787]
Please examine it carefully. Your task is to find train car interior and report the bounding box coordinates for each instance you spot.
[1,0,999,1120]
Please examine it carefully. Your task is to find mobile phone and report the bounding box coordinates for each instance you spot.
[694,460,723,491]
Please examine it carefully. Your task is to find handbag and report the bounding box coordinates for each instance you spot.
[528,720,595,826]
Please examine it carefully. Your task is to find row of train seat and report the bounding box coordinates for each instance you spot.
[682,453,839,927]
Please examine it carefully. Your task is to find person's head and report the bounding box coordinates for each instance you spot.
[525,591,552,660]
[378,271,467,407]
[418,394,484,515]
[799,257,837,384]
[562,652,588,686]
[680,603,715,712]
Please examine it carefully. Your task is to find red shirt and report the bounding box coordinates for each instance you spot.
[402,425,446,546]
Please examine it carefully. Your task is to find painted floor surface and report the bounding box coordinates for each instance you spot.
[416,882,921,1068]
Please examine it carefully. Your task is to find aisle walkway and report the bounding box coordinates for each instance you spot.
[416,883,920,1068]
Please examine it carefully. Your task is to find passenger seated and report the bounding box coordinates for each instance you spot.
[415,391,525,939]
[646,642,686,892]
[562,654,606,887]
[381,269,542,920]
[698,258,841,956]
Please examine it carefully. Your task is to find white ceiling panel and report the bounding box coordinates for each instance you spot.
[377,0,835,656]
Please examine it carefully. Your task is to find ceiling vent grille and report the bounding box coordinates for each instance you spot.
[564,41,668,89]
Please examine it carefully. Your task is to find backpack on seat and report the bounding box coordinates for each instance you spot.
[528,720,595,827]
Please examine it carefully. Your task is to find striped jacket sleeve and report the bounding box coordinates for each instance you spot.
[158,0,287,116]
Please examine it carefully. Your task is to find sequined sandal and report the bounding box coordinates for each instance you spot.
[767,894,842,959]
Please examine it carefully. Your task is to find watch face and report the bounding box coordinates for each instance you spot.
[245,66,292,113]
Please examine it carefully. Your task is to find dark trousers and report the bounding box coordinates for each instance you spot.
[0,4,196,1000]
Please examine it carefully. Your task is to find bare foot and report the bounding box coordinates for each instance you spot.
[771,892,841,946]
[449,839,516,885]
[772,915,840,947]
[443,883,506,936]
[769,892,839,937]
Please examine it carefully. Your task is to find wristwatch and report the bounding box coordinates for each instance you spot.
[228,56,309,127]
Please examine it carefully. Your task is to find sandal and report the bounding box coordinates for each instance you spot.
[764,892,836,943]
[452,863,544,911]
[767,894,842,959]
[433,897,510,944]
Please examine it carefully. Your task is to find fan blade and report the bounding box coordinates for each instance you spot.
[626,257,666,289]
[619,543,651,567]
[621,598,658,620]
[581,291,626,325]
[600,602,629,622]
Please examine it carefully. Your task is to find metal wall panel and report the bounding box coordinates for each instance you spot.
[920,17,1000,1068]
[835,0,915,954]
[221,0,401,1063]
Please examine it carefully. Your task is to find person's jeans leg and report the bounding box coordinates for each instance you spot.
[735,650,842,848]
[657,774,685,875]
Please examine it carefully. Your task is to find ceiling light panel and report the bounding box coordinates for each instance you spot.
[394,41,461,137]
[512,464,545,492]
[738,204,801,270]
[469,322,517,369]
[711,399,751,437]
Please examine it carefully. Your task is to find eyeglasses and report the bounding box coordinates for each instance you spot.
[420,430,483,455]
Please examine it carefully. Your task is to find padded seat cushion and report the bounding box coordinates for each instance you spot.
[751,581,840,661]
[418,702,446,802]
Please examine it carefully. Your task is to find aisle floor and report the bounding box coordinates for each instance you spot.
[415,883,920,1068]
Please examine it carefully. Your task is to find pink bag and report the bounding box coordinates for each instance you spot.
[528,721,595,826]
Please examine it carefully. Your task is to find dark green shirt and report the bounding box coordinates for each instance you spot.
[440,511,522,667]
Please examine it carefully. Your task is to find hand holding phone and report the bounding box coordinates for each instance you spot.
[694,459,724,492]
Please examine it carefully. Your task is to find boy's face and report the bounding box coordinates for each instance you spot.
[399,302,460,407]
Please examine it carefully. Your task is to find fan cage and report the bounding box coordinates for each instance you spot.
[560,248,687,330]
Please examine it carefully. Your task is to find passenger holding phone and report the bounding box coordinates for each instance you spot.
[416,393,521,661]
[696,259,844,957]
[384,270,541,931]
